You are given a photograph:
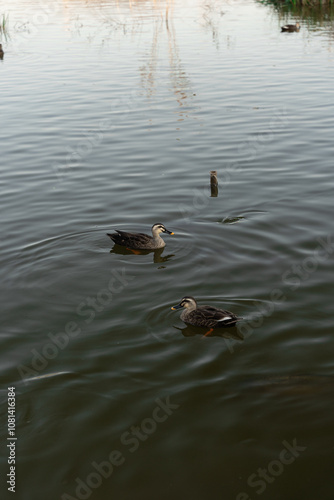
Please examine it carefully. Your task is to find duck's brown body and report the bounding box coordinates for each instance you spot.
[107,223,174,250]
[180,304,240,328]
[281,22,300,32]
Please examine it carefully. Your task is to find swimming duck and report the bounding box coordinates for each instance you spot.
[0,44,4,60]
[107,223,174,250]
[281,22,300,32]
[171,296,241,336]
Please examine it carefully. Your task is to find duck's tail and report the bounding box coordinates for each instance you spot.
[220,316,243,327]
[106,233,117,243]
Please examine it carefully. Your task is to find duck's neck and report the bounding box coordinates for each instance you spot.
[152,231,163,242]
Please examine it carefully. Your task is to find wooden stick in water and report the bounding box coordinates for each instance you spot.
[210,170,218,197]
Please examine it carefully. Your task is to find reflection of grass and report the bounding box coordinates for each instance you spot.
[262,0,333,5]
[0,13,9,37]
[261,0,334,25]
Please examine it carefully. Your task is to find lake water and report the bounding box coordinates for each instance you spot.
[1,0,334,499]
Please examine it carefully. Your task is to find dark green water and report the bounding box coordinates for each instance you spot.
[1,0,334,499]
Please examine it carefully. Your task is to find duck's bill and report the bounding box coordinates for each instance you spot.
[164,229,174,235]
[171,303,182,310]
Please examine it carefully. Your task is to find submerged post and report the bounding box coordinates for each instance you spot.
[210,170,218,197]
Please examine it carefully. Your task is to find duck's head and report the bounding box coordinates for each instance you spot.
[171,296,197,311]
[295,22,300,28]
[152,223,174,236]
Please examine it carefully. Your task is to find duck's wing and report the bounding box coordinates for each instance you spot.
[200,305,240,326]
[107,230,152,248]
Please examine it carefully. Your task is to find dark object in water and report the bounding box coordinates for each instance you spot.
[281,22,300,32]
[0,44,4,60]
[210,170,218,197]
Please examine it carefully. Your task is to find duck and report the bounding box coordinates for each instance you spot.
[0,44,4,60]
[171,296,242,336]
[281,22,300,32]
[107,223,174,251]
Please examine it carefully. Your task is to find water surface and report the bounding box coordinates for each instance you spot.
[1,1,334,499]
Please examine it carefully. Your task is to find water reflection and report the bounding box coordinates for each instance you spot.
[110,245,175,263]
[238,374,334,398]
[59,0,227,113]
[174,324,244,340]
[265,0,334,30]
[139,10,193,109]
[198,0,226,49]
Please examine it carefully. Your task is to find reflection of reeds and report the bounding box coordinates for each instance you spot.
[263,0,333,5]
[0,13,9,35]
[263,0,334,26]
